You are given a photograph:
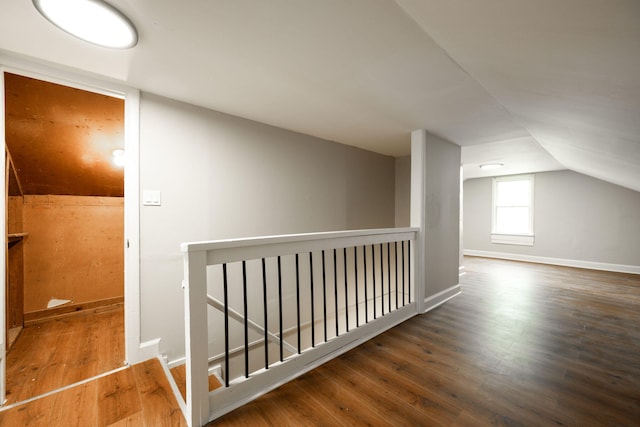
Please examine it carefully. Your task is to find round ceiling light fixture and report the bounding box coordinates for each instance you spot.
[479,163,504,170]
[33,0,138,49]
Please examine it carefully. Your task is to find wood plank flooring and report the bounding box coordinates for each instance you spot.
[4,303,125,404]
[2,257,639,426]
[0,358,186,427]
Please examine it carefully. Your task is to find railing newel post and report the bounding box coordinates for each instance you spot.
[183,249,210,427]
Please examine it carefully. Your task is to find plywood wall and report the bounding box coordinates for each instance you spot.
[8,196,23,234]
[22,195,124,313]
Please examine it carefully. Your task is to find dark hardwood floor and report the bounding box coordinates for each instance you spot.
[212,257,640,426]
[1,257,638,426]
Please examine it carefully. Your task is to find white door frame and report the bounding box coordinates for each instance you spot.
[0,53,145,404]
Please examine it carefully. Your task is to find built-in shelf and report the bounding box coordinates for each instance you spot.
[8,232,28,245]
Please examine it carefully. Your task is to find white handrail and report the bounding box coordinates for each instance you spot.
[182,227,417,264]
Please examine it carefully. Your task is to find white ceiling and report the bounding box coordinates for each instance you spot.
[462,137,564,181]
[1,0,638,190]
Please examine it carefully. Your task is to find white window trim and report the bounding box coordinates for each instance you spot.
[491,174,535,246]
[490,233,535,246]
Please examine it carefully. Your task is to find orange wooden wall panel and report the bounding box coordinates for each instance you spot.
[22,195,124,313]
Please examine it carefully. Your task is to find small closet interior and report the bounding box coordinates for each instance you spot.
[4,72,125,351]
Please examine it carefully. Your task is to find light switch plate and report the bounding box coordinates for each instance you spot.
[143,190,161,206]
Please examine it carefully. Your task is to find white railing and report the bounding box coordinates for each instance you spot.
[181,227,419,427]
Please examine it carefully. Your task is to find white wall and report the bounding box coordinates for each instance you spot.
[464,170,640,270]
[410,131,461,312]
[394,155,410,227]
[423,135,461,300]
[139,93,395,362]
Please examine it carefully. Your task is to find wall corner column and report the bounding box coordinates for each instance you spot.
[459,165,465,276]
[410,130,427,313]
[410,129,461,313]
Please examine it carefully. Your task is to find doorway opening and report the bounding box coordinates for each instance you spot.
[2,72,126,405]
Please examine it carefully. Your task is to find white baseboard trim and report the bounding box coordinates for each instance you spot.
[168,356,186,369]
[422,284,461,313]
[464,249,640,275]
[136,338,161,362]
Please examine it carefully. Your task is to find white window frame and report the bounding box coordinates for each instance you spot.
[491,174,535,246]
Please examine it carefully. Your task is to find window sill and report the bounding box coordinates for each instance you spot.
[491,233,534,246]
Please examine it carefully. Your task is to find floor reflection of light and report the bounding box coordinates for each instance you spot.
[475,263,545,372]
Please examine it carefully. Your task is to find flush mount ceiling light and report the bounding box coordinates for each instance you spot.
[33,0,138,49]
[479,163,504,170]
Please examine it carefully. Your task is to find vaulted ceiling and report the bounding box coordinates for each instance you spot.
[1,0,638,191]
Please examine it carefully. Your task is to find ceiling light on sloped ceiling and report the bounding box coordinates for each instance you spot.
[33,0,138,49]
[479,163,504,170]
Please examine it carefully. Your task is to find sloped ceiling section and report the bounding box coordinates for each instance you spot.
[109,0,534,156]
[0,0,529,157]
[0,1,638,191]
[396,0,640,191]
[4,73,124,197]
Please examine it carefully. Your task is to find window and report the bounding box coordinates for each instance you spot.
[491,174,534,245]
